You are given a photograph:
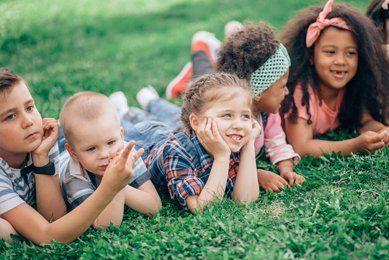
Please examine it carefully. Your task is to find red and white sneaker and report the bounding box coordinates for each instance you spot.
[165,62,193,99]
[191,31,221,63]
[166,31,221,99]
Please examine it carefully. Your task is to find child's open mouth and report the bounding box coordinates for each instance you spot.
[227,134,244,142]
[330,70,348,79]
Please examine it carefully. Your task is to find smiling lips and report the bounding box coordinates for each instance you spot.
[227,134,244,142]
[330,69,348,79]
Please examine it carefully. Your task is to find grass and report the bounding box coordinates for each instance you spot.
[0,0,387,258]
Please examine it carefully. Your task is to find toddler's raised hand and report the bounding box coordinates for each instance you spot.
[32,118,59,165]
[196,117,230,159]
[102,141,144,193]
[357,131,386,153]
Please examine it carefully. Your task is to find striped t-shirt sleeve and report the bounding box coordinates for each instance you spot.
[0,166,25,215]
[128,157,151,189]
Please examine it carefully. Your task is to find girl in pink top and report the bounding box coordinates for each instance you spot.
[280,0,389,157]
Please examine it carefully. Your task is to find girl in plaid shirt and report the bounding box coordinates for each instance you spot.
[125,73,260,213]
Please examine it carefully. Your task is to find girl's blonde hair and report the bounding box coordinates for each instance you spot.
[181,73,251,132]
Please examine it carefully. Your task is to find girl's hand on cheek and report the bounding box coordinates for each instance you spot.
[250,119,262,140]
[196,117,230,159]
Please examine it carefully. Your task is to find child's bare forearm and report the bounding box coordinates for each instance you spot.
[93,188,125,229]
[187,156,230,213]
[296,138,359,157]
[35,174,67,221]
[232,140,259,203]
[124,184,161,216]
[359,119,386,133]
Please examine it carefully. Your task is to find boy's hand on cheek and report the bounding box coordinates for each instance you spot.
[102,141,142,193]
[196,117,230,159]
[32,118,59,166]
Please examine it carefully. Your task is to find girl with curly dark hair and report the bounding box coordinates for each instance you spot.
[280,0,389,157]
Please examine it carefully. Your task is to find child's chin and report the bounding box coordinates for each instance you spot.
[228,144,244,153]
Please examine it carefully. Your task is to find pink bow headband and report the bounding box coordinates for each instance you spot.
[306,0,351,47]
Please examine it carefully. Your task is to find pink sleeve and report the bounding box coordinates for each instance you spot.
[264,113,300,165]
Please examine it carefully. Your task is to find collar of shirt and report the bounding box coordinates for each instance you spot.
[0,153,33,178]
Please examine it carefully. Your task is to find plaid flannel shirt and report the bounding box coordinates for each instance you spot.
[145,132,240,208]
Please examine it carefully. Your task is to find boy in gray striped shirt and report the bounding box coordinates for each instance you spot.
[59,91,161,229]
[0,69,138,244]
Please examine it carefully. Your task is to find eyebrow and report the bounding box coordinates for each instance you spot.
[0,99,34,118]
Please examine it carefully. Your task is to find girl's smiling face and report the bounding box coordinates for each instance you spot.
[312,27,358,93]
[192,87,253,153]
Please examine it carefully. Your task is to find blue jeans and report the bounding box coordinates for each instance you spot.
[121,98,181,132]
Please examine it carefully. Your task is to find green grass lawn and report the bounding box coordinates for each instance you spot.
[0,0,387,258]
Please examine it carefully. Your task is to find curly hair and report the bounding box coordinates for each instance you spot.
[181,73,251,132]
[280,3,388,129]
[366,0,389,42]
[216,22,279,81]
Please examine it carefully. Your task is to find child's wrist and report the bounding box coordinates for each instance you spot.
[32,154,50,167]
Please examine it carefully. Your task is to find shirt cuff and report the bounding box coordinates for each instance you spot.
[170,176,204,208]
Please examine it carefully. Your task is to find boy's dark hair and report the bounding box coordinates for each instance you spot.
[366,0,389,42]
[216,22,279,82]
[280,3,388,129]
[181,72,251,132]
[0,68,26,96]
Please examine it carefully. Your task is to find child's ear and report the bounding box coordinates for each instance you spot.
[120,127,124,139]
[189,113,199,131]
[65,143,79,162]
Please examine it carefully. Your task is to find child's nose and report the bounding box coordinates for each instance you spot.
[232,118,243,129]
[334,53,346,65]
[21,113,34,129]
[99,148,111,159]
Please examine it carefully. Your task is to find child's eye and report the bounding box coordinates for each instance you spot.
[107,140,116,145]
[26,105,35,112]
[222,113,232,119]
[242,114,251,120]
[86,147,96,152]
[346,51,357,56]
[4,114,16,121]
[324,50,335,54]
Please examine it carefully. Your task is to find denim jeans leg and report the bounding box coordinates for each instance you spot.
[147,99,181,130]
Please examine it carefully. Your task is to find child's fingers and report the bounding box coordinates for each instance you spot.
[118,141,135,166]
[204,117,212,138]
[127,147,144,167]
[296,175,305,185]
[369,141,386,152]
[288,175,295,187]
[211,119,222,140]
